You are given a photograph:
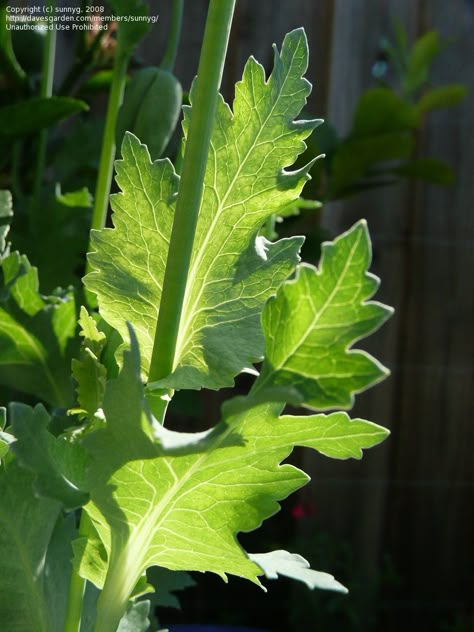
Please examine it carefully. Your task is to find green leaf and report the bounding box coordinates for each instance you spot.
[109,0,150,56]
[117,601,151,632]
[0,97,88,138]
[0,250,77,406]
[116,67,183,159]
[0,189,13,255]
[404,31,442,95]
[82,324,158,471]
[0,410,13,452]
[76,392,386,621]
[80,69,114,95]
[351,88,419,137]
[55,184,93,208]
[394,157,455,185]
[416,84,467,114]
[0,460,72,632]
[249,550,348,592]
[10,187,92,291]
[86,29,318,389]
[0,407,13,461]
[146,567,195,609]
[71,307,107,420]
[254,221,393,410]
[9,403,90,509]
[329,132,414,198]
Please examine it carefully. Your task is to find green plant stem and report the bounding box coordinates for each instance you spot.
[0,6,27,93]
[63,512,88,632]
[160,0,184,72]
[32,0,56,203]
[88,48,129,237]
[148,0,236,401]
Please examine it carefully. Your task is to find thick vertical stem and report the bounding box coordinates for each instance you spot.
[148,0,236,389]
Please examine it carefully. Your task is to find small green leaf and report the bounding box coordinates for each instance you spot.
[254,222,393,410]
[71,308,107,420]
[80,69,114,95]
[55,184,93,208]
[109,0,150,56]
[352,88,419,137]
[405,31,442,95]
[0,97,88,138]
[78,306,106,350]
[116,67,182,159]
[117,601,151,632]
[249,550,348,592]
[0,190,13,255]
[72,349,107,420]
[10,403,91,509]
[416,84,467,114]
[0,407,13,462]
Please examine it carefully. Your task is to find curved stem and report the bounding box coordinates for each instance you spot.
[148,0,236,392]
[160,0,184,72]
[0,6,27,93]
[88,49,128,236]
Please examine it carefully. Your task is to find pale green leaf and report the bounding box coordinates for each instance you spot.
[10,403,91,509]
[0,460,71,632]
[55,184,93,208]
[76,393,387,609]
[0,250,77,407]
[81,324,159,472]
[78,306,106,352]
[72,307,107,419]
[117,601,150,632]
[85,29,318,389]
[72,349,107,419]
[249,550,348,593]
[254,221,394,410]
